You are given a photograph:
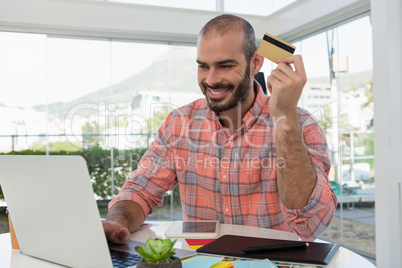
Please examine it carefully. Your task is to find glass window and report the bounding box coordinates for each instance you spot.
[335,17,375,256]
[0,32,47,152]
[47,37,110,151]
[0,32,202,221]
[260,16,375,259]
[296,16,375,258]
[0,16,376,257]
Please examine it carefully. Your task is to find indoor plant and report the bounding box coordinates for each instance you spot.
[135,238,182,268]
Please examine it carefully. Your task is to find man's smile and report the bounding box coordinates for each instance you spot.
[208,87,231,99]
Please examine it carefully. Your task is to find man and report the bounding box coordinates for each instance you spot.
[103,14,337,244]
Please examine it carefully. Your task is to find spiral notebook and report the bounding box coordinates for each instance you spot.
[196,234,340,266]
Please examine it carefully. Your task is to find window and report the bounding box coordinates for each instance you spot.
[298,16,375,258]
[0,33,202,220]
[0,32,47,152]
[0,16,376,259]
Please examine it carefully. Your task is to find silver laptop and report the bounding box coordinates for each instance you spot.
[0,155,194,268]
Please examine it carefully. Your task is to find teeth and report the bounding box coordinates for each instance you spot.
[210,89,229,95]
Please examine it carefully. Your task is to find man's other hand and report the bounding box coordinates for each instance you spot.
[103,200,146,244]
[102,219,131,244]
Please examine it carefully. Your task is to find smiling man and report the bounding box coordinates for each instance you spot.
[197,18,258,133]
[103,14,337,244]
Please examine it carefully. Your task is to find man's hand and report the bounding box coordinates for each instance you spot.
[102,220,131,244]
[267,54,307,119]
[103,200,145,244]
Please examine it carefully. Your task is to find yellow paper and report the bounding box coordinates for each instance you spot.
[187,245,203,250]
[210,262,234,268]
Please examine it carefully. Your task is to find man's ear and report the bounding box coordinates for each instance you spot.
[251,51,264,76]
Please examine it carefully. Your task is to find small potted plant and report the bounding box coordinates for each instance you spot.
[135,238,182,268]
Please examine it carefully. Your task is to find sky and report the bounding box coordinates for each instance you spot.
[0,14,372,108]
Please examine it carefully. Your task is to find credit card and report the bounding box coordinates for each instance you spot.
[257,33,296,64]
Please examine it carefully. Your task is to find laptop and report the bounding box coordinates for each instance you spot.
[0,155,195,268]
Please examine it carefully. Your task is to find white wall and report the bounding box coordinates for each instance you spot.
[372,0,402,267]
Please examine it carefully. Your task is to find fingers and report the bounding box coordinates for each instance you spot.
[277,54,307,82]
[102,220,131,244]
[267,54,307,117]
[267,64,294,92]
[268,54,306,90]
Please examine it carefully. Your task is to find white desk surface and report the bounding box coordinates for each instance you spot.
[0,221,375,268]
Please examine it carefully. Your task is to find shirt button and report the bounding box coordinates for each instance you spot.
[225,208,229,212]
[223,175,227,179]
[227,139,232,144]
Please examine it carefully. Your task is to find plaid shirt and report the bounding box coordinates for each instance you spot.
[110,81,337,240]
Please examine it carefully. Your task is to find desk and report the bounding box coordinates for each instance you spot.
[0,221,375,268]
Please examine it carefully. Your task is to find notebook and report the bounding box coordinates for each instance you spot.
[196,234,340,266]
[0,155,195,268]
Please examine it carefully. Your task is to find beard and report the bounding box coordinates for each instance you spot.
[200,64,252,114]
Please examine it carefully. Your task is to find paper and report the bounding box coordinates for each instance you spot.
[187,245,203,250]
[182,256,278,268]
[182,256,223,268]
[186,238,216,250]
[185,238,216,246]
[233,259,277,268]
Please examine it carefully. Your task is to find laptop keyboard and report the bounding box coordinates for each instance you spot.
[110,249,142,268]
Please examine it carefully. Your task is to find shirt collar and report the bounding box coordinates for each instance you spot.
[242,80,268,129]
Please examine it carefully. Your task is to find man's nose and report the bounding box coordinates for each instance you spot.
[206,68,222,86]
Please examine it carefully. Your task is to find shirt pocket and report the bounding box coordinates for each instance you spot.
[238,163,262,184]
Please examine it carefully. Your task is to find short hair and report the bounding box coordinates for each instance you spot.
[199,14,257,62]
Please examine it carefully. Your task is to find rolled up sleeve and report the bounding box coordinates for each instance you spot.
[109,112,178,217]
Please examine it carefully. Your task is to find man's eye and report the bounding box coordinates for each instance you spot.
[221,65,233,69]
[198,65,207,69]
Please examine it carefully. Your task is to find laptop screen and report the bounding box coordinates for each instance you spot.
[0,155,114,268]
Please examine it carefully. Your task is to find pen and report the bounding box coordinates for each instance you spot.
[242,242,309,253]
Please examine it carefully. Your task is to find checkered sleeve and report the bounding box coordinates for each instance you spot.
[280,111,337,241]
[108,112,178,217]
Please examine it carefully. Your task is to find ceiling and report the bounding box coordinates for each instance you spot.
[0,0,370,44]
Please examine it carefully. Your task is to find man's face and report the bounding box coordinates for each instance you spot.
[197,31,252,113]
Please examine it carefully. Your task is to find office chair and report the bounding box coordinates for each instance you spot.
[254,72,267,95]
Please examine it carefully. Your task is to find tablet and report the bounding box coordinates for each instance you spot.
[164,221,219,238]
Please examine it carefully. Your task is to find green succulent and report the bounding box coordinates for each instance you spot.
[135,238,177,263]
